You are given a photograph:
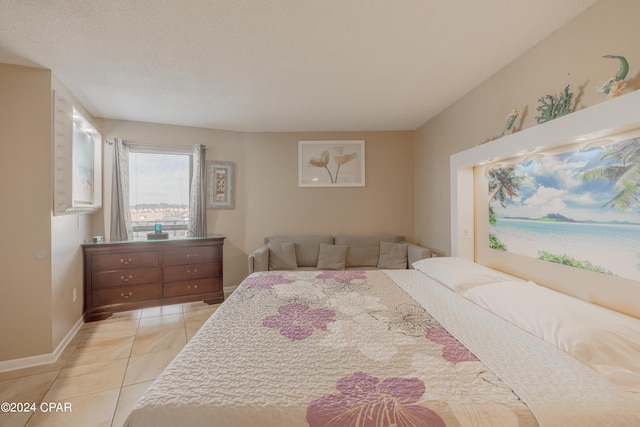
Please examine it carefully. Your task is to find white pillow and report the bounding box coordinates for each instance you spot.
[464,280,640,393]
[411,257,521,292]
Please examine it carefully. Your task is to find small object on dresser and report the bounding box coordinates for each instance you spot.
[154,223,162,234]
[148,232,169,240]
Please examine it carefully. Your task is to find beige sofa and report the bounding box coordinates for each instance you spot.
[248,234,436,274]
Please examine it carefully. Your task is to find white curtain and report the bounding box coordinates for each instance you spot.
[110,138,133,241]
[188,144,207,237]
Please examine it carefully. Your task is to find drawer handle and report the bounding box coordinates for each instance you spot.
[186,284,198,290]
[120,258,133,265]
[120,275,133,282]
[187,253,198,259]
[120,292,133,299]
[187,268,198,274]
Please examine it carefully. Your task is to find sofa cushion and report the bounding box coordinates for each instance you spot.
[268,242,298,270]
[317,243,348,270]
[407,244,433,268]
[377,241,409,269]
[266,235,334,267]
[335,234,404,268]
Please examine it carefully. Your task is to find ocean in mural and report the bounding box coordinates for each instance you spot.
[488,136,640,281]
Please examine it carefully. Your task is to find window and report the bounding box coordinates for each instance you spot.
[128,150,192,239]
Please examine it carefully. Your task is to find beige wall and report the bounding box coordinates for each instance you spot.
[0,64,53,360]
[415,0,640,254]
[244,131,415,250]
[99,120,248,288]
[0,65,99,363]
[99,122,415,287]
[50,77,98,350]
[415,0,640,317]
[5,0,638,363]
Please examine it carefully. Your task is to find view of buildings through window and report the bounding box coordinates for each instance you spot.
[129,151,191,239]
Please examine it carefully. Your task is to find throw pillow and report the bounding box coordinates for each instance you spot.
[335,235,402,267]
[268,242,297,270]
[317,243,348,270]
[377,241,409,269]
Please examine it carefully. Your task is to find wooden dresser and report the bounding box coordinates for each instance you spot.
[82,236,224,321]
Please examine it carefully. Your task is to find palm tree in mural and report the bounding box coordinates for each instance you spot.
[581,138,640,211]
[488,167,526,250]
[581,137,640,268]
[582,138,640,269]
[488,167,526,207]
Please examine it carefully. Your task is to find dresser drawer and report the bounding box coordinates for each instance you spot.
[92,251,158,270]
[83,237,225,321]
[92,268,160,288]
[163,246,220,266]
[92,283,160,306]
[163,278,221,298]
[163,263,220,283]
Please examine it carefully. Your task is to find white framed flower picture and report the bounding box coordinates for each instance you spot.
[298,140,365,187]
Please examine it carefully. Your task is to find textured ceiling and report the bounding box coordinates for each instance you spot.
[0,0,598,132]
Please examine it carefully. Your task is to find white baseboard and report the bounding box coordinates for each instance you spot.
[0,290,237,374]
[0,316,84,373]
[223,285,238,296]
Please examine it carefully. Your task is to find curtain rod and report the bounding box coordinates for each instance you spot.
[105,139,207,150]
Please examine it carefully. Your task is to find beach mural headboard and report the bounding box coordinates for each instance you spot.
[450,89,640,319]
[487,132,640,281]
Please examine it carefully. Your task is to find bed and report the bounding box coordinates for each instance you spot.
[124,260,640,426]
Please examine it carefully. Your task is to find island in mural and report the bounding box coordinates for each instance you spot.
[488,135,640,281]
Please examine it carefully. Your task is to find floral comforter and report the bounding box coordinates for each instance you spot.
[125,270,538,426]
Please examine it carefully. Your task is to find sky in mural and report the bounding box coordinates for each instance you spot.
[489,136,640,281]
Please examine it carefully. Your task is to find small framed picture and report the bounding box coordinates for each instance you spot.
[206,161,235,209]
[298,140,365,187]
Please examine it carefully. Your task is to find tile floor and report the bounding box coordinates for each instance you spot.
[0,301,220,427]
